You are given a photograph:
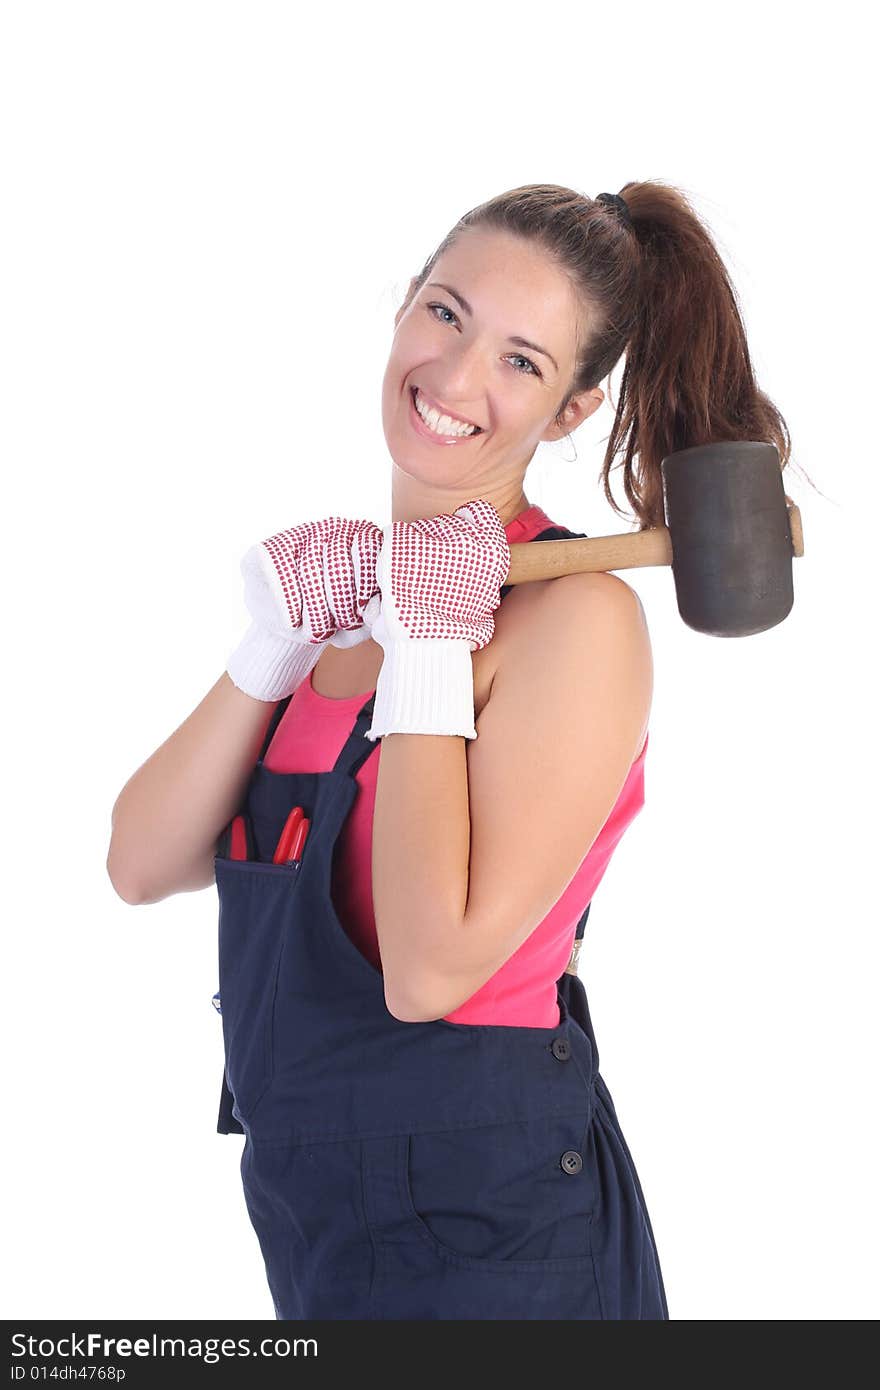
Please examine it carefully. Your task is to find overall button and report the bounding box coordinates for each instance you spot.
[551,1037,571,1061]
[560,1150,583,1175]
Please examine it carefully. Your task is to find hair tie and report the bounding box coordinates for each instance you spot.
[596,191,634,231]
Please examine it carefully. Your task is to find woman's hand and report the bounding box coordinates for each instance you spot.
[226,517,383,701]
[365,500,510,740]
[242,516,383,643]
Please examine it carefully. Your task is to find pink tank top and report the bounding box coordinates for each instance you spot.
[264,504,649,1027]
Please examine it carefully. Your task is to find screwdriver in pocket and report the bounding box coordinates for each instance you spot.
[273,806,302,863]
[285,818,310,866]
[273,807,310,867]
[228,814,249,860]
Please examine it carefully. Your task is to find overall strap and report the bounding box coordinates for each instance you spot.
[499,522,588,601]
[565,902,591,975]
[333,695,379,776]
[258,692,294,762]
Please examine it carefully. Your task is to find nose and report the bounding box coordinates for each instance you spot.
[431,339,487,415]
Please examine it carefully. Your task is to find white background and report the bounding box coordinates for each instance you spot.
[2,0,876,1322]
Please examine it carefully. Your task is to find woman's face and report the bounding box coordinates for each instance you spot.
[381,226,602,494]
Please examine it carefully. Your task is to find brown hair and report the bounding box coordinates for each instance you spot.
[403,181,817,531]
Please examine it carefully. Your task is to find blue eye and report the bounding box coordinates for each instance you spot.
[425,302,541,378]
[427,302,457,326]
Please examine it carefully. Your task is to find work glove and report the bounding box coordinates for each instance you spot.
[226,517,383,701]
[364,499,510,741]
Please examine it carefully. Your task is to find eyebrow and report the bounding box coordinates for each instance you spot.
[427,282,559,373]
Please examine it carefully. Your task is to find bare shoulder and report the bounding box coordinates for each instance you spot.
[496,569,650,664]
[482,570,652,760]
[562,570,648,638]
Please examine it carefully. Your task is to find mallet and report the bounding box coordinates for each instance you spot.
[505,441,804,637]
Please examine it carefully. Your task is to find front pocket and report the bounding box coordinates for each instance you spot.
[399,1115,597,1273]
[215,855,303,1123]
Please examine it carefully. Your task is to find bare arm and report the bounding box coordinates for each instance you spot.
[372,574,651,1021]
[106,672,278,905]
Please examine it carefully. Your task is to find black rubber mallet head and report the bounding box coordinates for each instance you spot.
[505,441,803,637]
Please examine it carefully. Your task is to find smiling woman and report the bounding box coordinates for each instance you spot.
[109,179,799,1322]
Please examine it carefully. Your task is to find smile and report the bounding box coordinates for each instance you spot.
[410,387,483,443]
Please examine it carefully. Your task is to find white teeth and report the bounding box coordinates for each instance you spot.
[414,389,477,437]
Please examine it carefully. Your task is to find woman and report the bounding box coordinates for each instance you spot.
[108,181,791,1320]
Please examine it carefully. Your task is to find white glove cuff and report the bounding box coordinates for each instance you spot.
[365,639,476,741]
[226,621,326,702]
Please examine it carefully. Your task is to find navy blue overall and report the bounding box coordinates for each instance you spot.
[213,524,669,1320]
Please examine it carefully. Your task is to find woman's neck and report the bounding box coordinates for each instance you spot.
[389,469,532,528]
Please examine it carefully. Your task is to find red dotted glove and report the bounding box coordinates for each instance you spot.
[365,499,510,740]
[227,517,383,701]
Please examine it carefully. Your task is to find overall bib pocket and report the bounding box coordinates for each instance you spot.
[395,1111,598,1274]
[215,855,306,1124]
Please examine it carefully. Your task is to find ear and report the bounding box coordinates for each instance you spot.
[540,386,605,443]
[394,276,421,329]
